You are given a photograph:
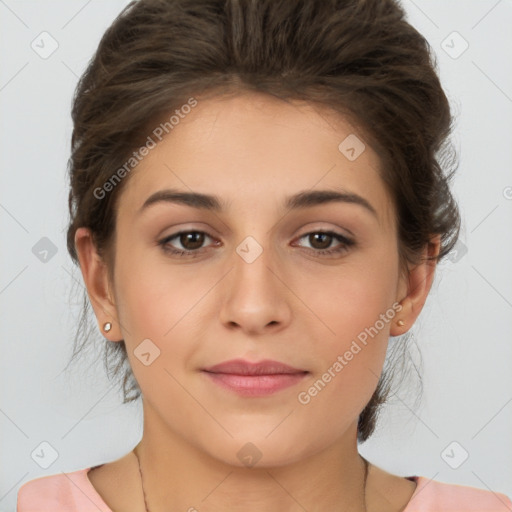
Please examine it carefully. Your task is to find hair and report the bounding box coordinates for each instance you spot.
[64,0,460,443]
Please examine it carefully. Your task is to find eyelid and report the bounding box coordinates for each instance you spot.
[159,227,355,259]
[159,225,353,245]
[295,224,353,239]
[292,230,355,251]
[160,229,216,247]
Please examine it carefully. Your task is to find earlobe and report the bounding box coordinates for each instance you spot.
[74,227,122,341]
[390,235,441,337]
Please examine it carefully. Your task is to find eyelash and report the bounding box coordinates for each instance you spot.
[158,230,355,258]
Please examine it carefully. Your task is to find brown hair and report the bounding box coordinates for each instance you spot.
[64,0,460,443]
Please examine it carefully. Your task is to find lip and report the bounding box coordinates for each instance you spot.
[203,359,306,375]
[202,359,308,397]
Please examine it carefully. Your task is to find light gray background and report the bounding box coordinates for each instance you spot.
[1,1,511,510]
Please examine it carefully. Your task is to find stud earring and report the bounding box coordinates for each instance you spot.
[397,319,405,327]
[103,322,112,332]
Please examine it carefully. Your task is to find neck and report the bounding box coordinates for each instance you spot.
[133,406,369,512]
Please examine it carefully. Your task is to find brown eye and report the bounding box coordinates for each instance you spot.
[295,231,355,256]
[158,229,354,259]
[177,231,205,250]
[308,232,333,250]
[159,230,215,257]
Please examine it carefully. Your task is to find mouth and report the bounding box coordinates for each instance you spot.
[202,359,309,397]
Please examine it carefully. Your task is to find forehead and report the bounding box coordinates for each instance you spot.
[117,92,395,228]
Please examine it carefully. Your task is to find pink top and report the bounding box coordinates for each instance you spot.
[17,467,512,512]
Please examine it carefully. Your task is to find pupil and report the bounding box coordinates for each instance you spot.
[182,232,204,250]
[312,233,331,249]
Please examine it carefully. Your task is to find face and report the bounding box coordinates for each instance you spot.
[78,92,427,468]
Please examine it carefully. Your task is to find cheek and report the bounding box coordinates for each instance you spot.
[113,251,220,383]
[114,242,203,336]
[310,245,399,345]
[298,244,400,399]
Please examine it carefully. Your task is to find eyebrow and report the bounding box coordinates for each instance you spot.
[138,188,377,217]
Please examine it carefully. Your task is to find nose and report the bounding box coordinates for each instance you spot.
[218,237,292,335]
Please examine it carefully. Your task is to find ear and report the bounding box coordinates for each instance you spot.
[74,227,122,342]
[390,235,441,336]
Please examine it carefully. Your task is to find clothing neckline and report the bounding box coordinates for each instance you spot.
[83,466,423,512]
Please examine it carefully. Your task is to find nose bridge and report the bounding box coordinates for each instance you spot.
[229,201,281,272]
[218,227,291,330]
[232,231,279,289]
[221,199,292,293]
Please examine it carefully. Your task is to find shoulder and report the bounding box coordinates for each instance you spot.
[404,476,512,512]
[16,466,111,512]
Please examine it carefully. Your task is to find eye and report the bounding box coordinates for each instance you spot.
[158,230,216,257]
[158,229,355,258]
[294,231,355,256]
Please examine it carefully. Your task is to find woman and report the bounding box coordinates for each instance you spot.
[17,0,511,510]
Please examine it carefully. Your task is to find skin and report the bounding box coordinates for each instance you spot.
[75,91,440,512]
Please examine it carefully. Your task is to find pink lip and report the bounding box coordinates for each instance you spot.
[202,359,308,397]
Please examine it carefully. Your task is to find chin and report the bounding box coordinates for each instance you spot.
[198,432,318,470]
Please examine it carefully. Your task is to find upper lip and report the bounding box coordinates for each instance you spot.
[203,359,307,375]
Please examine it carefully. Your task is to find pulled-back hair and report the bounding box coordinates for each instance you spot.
[65,0,460,443]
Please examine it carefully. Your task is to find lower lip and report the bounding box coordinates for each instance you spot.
[203,371,308,396]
